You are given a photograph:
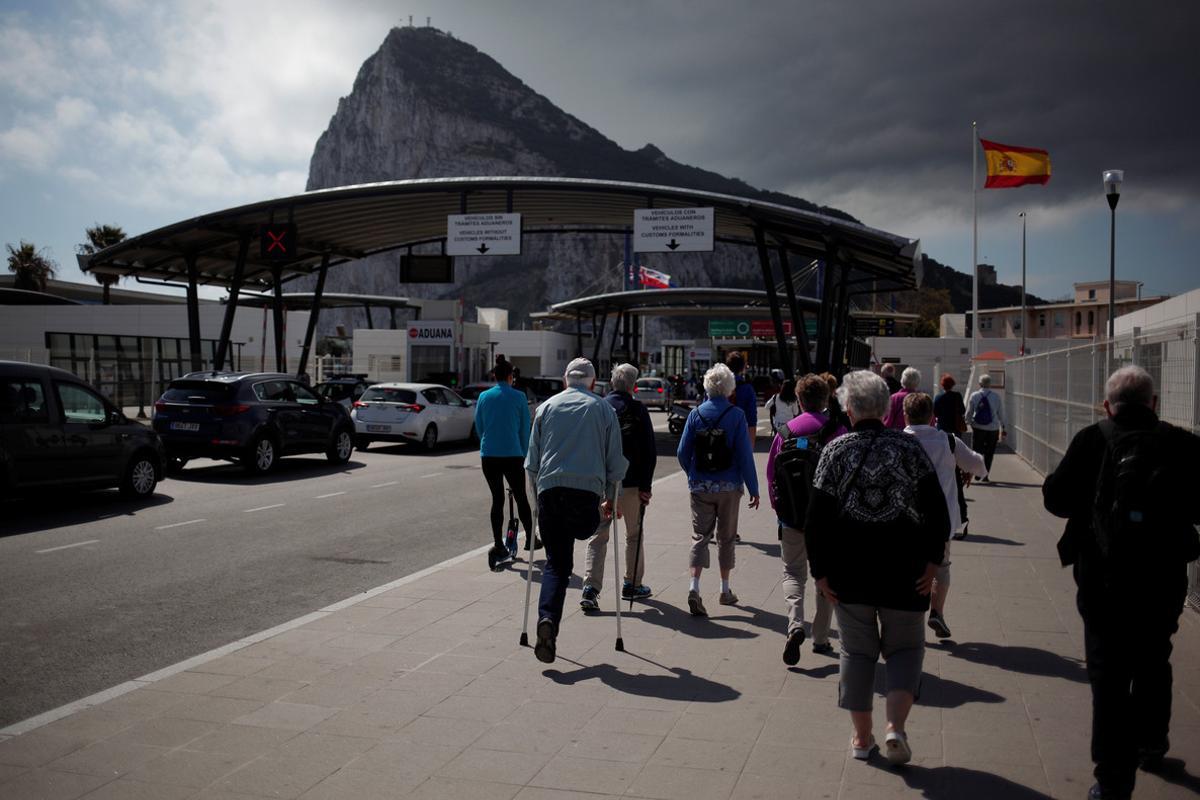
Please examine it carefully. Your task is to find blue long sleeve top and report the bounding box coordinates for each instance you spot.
[676,396,759,495]
[474,382,531,457]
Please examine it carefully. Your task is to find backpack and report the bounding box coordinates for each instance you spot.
[694,405,735,473]
[772,416,841,528]
[1091,420,1187,564]
[974,391,994,426]
[616,398,641,457]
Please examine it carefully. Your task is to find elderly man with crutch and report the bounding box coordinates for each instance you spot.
[521,358,628,663]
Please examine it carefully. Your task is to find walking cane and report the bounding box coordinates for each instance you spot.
[610,483,625,652]
[628,500,646,613]
[519,475,539,648]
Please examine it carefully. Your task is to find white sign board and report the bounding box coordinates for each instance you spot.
[407,320,455,345]
[633,207,714,253]
[446,213,522,256]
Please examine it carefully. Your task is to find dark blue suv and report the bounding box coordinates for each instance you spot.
[154,372,354,474]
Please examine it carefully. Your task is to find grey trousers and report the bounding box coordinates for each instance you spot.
[834,602,926,712]
[688,490,741,571]
[584,489,646,590]
[781,525,833,643]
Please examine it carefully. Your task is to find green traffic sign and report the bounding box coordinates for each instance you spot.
[708,320,751,337]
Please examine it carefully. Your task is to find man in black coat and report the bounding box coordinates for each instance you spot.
[1043,365,1200,800]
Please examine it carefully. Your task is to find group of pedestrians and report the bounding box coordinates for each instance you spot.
[472,353,1197,792]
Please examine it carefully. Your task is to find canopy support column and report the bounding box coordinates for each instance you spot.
[363,304,375,329]
[830,262,852,377]
[592,313,607,365]
[575,312,584,357]
[185,251,203,372]
[271,267,286,372]
[297,252,330,379]
[389,307,398,330]
[777,247,812,375]
[754,227,791,377]
[214,234,249,372]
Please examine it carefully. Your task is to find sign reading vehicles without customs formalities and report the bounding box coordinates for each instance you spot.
[446,213,522,256]
[633,207,714,253]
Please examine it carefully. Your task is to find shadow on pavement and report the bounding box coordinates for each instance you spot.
[951,534,1024,546]
[939,641,1088,683]
[901,672,1007,709]
[789,663,839,678]
[978,480,1043,489]
[0,491,175,538]
[544,661,741,703]
[867,760,1055,799]
[743,539,782,558]
[360,440,480,457]
[169,457,367,485]
[1148,758,1200,794]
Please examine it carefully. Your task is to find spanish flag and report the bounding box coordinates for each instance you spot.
[981,139,1051,188]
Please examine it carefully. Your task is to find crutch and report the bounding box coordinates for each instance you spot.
[628,500,647,612]
[519,475,539,648]
[610,483,625,652]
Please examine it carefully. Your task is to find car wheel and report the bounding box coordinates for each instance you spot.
[421,424,438,451]
[354,435,371,451]
[120,452,159,498]
[246,434,278,475]
[328,428,353,463]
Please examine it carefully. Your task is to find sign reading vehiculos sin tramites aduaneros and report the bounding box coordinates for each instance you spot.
[446,213,522,256]
[633,207,714,253]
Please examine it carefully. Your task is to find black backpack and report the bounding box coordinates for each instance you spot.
[616,398,641,457]
[694,405,735,473]
[1091,419,1184,564]
[772,416,841,528]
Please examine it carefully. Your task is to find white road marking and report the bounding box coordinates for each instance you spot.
[35,540,100,554]
[419,472,440,479]
[155,519,205,530]
[370,481,399,488]
[315,491,346,499]
[243,504,285,513]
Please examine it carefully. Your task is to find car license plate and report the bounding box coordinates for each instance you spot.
[366,424,390,433]
[170,422,200,432]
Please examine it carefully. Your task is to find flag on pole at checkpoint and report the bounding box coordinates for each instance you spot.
[639,266,676,289]
[980,139,1051,188]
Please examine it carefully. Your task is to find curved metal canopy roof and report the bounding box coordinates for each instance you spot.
[229,292,428,310]
[84,177,921,292]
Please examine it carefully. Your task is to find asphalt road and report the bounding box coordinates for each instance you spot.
[0,414,685,728]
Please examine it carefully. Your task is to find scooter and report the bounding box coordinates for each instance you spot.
[667,400,695,436]
[487,489,521,572]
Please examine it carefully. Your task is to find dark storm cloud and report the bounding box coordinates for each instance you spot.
[475,0,1199,211]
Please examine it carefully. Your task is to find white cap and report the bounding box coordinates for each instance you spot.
[564,357,596,380]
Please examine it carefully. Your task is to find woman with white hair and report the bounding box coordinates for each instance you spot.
[804,370,949,765]
[676,363,760,617]
[882,366,921,429]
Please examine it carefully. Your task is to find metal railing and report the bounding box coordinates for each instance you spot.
[1006,315,1200,609]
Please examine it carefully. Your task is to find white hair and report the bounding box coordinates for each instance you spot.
[610,363,639,393]
[837,369,891,421]
[1105,365,1154,410]
[703,363,736,399]
[900,367,921,391]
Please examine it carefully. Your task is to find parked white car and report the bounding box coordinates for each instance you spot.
[351,383,475,450]
[635,377,671,411]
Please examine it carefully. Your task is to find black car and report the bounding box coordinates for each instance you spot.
[153,372,355,474]
[0,361,165,498]
[314,375,372,411]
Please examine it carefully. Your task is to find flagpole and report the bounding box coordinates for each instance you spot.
[1019,211,1027,356]
[972,121,979,361]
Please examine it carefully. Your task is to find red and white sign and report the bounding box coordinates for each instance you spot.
[406,321,455,344]
[750,320,793,337]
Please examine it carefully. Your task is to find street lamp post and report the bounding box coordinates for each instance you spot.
[1103,170,1123,343]
[1019,211,1026,356]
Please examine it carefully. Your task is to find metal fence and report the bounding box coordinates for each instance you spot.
[1006,315,1200,609]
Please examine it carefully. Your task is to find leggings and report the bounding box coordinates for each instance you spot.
[481,456,533,547]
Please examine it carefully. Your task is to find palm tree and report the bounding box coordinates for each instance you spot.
[5,241,57,292]
[78,223,127,304]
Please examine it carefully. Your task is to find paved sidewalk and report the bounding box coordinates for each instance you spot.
[1,453,1197,799]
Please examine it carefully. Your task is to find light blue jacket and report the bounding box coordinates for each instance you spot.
[525,386,628,497]
[474,382,530,457]
[677,396,759,495]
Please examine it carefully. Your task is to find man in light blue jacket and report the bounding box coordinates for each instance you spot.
[525,358,628,663]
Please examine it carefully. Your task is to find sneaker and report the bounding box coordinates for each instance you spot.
[1138,740,1169,772]
[812,641,836,656]
[534,618,556,663]
[719,589,739,606]
[1088,783,1132,800]
[621,582,653,601]
[850,734,876,760]
[884,730,911,765]
[579,586,599,611]
[927,611,953,639]
[782,628,806,666]
[687,590,707,617]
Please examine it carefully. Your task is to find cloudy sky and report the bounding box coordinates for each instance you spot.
[2,0,1197,301]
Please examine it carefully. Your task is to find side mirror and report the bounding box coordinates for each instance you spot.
[464,399,475,407]
[108,409,125,426]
